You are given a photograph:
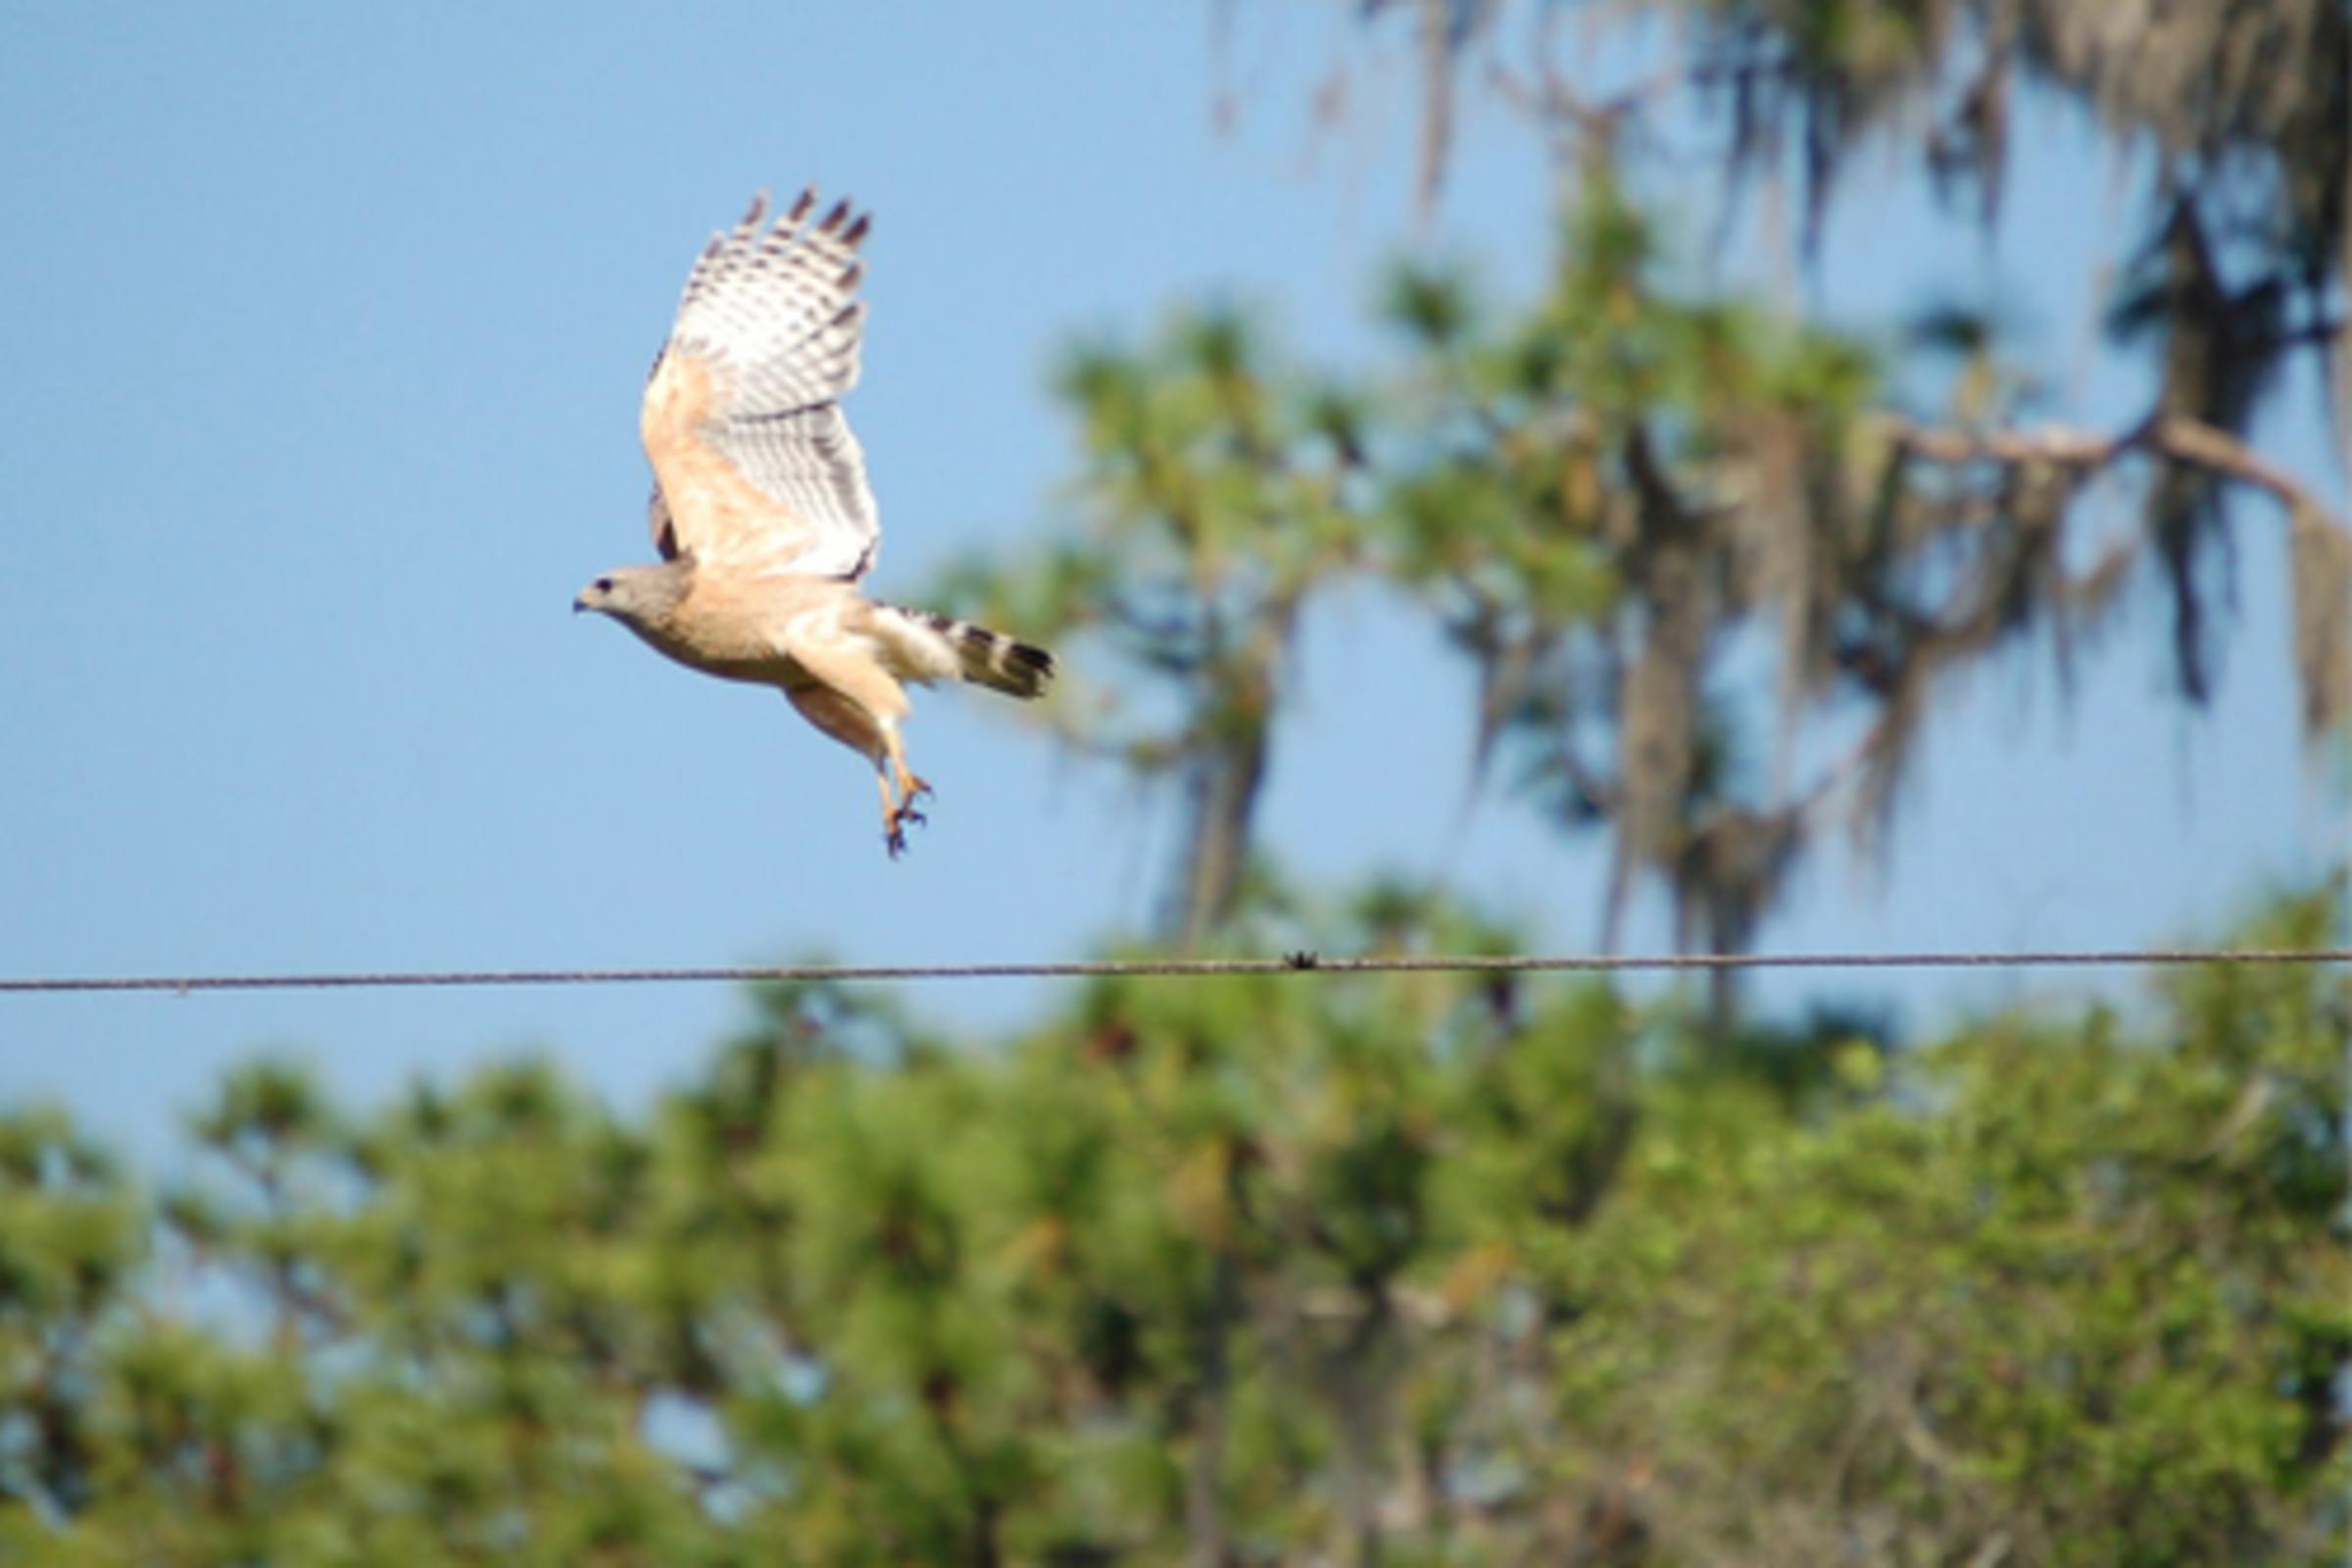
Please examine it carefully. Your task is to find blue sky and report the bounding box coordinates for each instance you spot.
[1,4,2340,1157]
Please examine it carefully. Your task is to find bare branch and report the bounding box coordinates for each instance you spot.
[2146,416,2339,521]
[1876,413,2348,537]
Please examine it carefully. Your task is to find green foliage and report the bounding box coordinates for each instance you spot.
[1024,0,2349,971]
[3,891,2343,1562]
[951,132,2332,974]
[938,304,1374,940]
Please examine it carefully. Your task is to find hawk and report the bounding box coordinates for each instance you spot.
[574,190,1054,856]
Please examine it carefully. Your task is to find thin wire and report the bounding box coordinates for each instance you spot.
[0,948,2345,995]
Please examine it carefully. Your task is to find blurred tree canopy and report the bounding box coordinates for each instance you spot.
[2,889,2343,1562]
[941,0,2349,964]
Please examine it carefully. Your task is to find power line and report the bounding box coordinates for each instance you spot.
[1,948,2345,996]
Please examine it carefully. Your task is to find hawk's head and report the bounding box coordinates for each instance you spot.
[573,563,690,629]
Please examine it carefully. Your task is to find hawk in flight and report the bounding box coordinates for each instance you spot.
[575,190,1054,856]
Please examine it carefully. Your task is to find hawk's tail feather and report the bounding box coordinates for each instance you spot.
[884,605,1055,700]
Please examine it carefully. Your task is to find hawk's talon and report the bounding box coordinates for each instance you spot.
[882,790,929,858]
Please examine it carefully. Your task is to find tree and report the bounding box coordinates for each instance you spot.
[950,0,2347,970]
[3,890,2343,1562]
[1309,0,2350,710]
[939,311,1373,943]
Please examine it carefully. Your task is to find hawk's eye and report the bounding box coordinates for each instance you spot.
[595,576,614,593]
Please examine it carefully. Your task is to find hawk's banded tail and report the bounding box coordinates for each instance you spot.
[880,605,1055,700]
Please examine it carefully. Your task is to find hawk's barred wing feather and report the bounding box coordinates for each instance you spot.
[641,190,880,579]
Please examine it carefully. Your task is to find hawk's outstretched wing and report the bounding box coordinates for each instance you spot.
[641,190,879,579]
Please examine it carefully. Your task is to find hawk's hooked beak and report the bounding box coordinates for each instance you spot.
[572,595,588,613]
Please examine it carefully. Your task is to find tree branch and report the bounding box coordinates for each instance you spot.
[1877,412,2348,536]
